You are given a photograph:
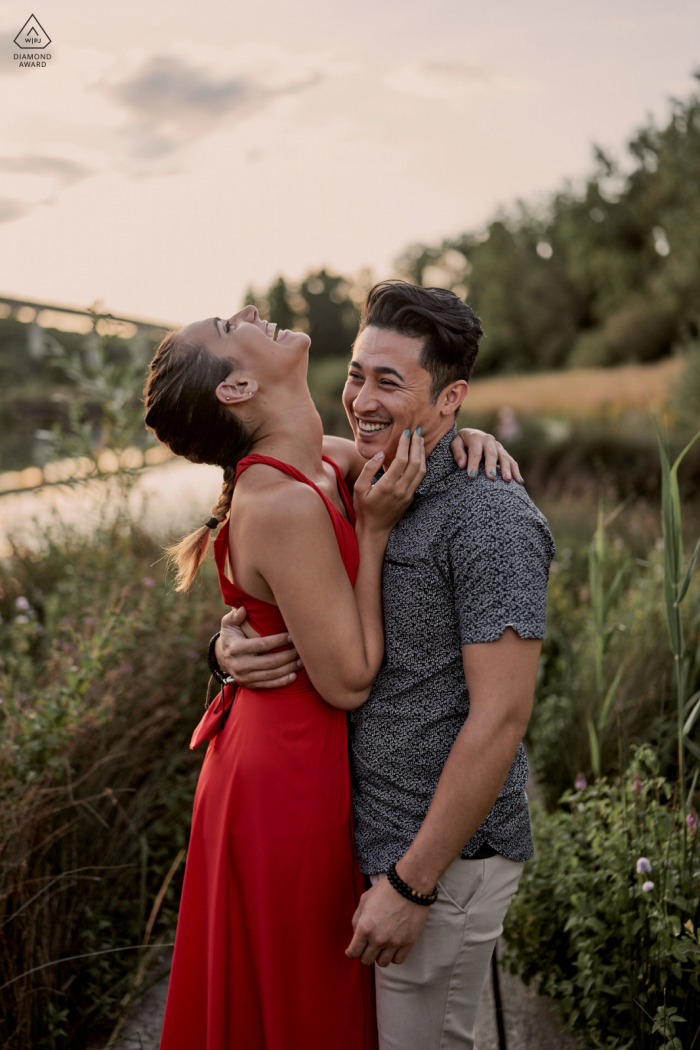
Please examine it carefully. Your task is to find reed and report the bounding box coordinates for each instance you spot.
[654,422,700,831]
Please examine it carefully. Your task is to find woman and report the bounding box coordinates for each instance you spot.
[145,305,425,1050]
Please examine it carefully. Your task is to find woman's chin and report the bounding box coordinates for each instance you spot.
[277,330,311,353]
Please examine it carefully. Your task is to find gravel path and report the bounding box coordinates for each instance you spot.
[104,945,574,1050]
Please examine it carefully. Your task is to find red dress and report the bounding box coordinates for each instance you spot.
[160,455,377,1050]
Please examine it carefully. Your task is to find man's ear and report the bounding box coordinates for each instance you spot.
[215,376,259,405]
[439,380,469,416]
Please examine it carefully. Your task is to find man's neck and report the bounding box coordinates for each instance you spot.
[421,417,458,461]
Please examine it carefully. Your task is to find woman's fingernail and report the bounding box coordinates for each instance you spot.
[504,473,511,481]
[416,426,422,436]
[489,469,496,477]
[519,476,525,484]
[290,673,296,681]
[373,450,385,460]
[297,659,304,667]
[287,635,292,642]
[404,428,410,438]
[469,469,477,478]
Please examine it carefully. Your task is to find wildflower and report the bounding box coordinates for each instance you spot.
[83,615,98,626]
[15,615,28,624]
[632,773,643,797]
[142,577,155,588]
[574,774,587,791]
[119,663,133,674]
[642,881,654,892]
[636,857,652,874]
[687,810,698,837]
[15,596,30,611]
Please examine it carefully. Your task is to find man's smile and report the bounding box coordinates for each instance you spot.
[355,416,392,433]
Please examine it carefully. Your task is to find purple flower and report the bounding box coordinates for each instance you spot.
[636,857,652,874]
[142,577,155,588]
[632,773,643,797]
[15,614,28,624]
[15,596,30,612]
[575,774,587,791]
[687,810,698,836]
[642,881,654,893]
[119,663,133,674]
[83,615,98,626]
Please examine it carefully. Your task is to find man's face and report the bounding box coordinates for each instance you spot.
[343,326,442,465]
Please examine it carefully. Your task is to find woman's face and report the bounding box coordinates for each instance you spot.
[180,305,311,383]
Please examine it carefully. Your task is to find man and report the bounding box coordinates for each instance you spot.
[215,281,554,1049]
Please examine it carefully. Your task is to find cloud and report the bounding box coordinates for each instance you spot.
[98,50,321,163]
[0,197,31,223]
[0,155,92,186]
[385,61,534,100]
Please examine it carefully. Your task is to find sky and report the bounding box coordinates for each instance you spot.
[0,0,698,325]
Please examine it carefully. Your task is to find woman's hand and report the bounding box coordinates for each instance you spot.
[450,428,523,484]
[353,429,426,534]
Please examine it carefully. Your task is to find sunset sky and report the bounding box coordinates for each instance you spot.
[1,0,698,325]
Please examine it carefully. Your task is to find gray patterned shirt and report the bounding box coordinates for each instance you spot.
[350,425,555,874]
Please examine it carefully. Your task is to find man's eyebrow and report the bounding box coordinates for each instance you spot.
[348,360,405,382]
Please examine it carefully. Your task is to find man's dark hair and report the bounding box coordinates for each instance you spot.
[358,280,483,401]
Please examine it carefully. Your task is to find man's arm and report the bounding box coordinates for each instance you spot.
[345,627,540,968]
[215,607,302,690]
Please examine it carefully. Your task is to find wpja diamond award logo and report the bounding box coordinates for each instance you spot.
[13,15,52,67]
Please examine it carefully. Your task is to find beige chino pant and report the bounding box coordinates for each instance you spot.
[370,854,523,1050]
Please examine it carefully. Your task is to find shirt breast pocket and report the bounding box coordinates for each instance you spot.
[382,554,447,649]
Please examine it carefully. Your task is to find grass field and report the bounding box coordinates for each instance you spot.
[464,357,682,417]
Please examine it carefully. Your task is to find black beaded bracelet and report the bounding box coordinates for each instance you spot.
[386,862,438,906]
[207,632,234,686]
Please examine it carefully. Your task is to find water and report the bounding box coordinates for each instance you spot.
[0,459,225,556]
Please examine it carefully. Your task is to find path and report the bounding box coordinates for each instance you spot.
[102,945,575,1050]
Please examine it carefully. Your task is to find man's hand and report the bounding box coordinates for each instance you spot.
[345,875,430,968]
[451,428,523,484]
[215,607,302,690]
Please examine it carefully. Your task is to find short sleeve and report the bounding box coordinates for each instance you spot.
[449,483,555,647]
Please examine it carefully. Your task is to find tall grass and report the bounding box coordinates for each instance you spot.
[654,423,700,829]
[0,520,221,1049]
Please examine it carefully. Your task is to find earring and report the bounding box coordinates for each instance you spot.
[226,397,231,401]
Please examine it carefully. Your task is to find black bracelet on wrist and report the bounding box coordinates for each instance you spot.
[207,632,234,686]
[386,862,438,906]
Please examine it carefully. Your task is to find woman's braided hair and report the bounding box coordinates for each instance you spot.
[144,331,254,592]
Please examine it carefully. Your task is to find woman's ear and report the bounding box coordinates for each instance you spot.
[440,380,469,417]
[215,377,259,405]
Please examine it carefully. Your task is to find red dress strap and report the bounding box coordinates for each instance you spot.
[213,454,355,601]
[235,454,355,524]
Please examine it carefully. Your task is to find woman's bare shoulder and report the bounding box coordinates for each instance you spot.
[232,464,329,532]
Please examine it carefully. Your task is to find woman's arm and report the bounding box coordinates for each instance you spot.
[244,433,425,710]
[322,430,523,487]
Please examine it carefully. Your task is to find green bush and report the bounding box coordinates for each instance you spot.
[504,748,700,1049]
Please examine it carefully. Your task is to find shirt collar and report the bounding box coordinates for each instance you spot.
[415,424,458,497]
